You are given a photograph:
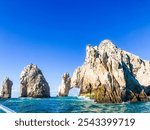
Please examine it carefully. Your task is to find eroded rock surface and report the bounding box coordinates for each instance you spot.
[20,64,50,98]
[59,40,150,103]
[58,73,71,96]
[0,77,13,98]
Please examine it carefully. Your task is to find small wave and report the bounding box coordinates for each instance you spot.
[78,96,94,102]
[121,101,130,105]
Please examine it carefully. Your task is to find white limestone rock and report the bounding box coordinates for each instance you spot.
[20,64,50,98]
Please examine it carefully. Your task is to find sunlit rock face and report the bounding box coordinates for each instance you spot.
[59,40,150,103]
[0,77,13,98]
[58,73,71,96]
[20,64,50,98]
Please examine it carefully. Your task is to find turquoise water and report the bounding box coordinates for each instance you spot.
[0,109,5,113]
[0,97,150,113]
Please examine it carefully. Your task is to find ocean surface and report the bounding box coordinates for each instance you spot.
[0,96,150,113]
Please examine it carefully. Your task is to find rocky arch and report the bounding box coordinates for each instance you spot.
[58,40,150,103]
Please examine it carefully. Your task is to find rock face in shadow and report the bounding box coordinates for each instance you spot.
[20,64,50,98]
[0,77,13,98]
[58,73,71,96]
[58,40,150,103]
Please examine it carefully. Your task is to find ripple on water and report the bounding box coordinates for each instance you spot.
[0,97,150,113]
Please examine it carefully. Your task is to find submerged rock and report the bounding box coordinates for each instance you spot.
[0,77,13,98]
[58,73,71,96]
[59,40,150,103]
[20,64,50,98]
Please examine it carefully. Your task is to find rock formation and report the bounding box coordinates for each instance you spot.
[58,73,71,96]
[0,77,13,98]
[20,64,50,98]
[58,40,150,103]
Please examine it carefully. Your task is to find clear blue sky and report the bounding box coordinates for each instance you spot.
[0,0,150,97]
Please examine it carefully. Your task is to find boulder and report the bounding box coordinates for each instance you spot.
[20,64,50,98]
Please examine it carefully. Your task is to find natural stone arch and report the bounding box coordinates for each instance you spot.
[58,40,149,103]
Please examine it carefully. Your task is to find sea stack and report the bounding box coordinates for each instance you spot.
[58,73,71,96]
[58,40,150,103]
[0,77,13,98]
[20,64,50,98]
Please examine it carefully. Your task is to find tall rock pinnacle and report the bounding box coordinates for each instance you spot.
[20,64,50,98]
[0,77,13,98]
[58,73,71,96]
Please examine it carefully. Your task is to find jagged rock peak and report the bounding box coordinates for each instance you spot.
[98,40,119,56]
[21,64,38,77]
[99,39,117,49]
[58,73,71,96]
[0,77,13,98]
[20,64,50,98]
